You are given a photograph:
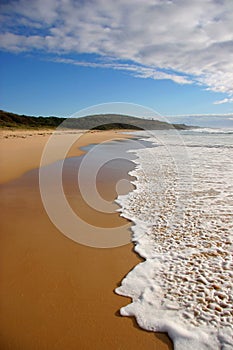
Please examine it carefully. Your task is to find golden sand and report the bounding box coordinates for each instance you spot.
[0,129,172,349]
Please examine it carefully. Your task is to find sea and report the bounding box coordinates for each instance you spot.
[116,127,233,350]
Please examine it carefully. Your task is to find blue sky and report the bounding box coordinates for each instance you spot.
[0,0,233,127]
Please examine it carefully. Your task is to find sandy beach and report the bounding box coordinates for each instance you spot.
[0,129,172,350]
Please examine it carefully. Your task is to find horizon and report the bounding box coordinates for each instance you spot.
[2,108,233,128]
[0,0,233,127]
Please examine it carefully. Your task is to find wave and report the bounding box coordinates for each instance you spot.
[115,134,233,349]
[187,128,233,134]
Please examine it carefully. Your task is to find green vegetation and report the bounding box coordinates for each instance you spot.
[93,123,142,130]
[0,110,65,129]
[0,110,193,130]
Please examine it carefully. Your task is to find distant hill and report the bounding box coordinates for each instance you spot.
[0,110,65,129]
[0,110,193,130]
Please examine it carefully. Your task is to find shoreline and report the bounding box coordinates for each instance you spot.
[0,129,173,349]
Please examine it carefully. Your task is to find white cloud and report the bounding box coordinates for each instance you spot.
[167,113,233,118]
[0,0,233,94]
[53,57,192,84]
[214,97,233,104]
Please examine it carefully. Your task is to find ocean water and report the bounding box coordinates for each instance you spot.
[116,128,233,350]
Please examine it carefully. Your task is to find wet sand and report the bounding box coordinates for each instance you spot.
[0,129,173,349]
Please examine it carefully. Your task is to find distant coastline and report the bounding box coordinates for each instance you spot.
[0,110,196,130]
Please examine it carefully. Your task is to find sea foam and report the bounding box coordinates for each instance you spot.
[116,130,233,350]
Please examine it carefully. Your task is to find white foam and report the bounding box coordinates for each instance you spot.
[189,128,233,135]
[116,130,233,350]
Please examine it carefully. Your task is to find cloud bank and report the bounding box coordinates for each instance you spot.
[1,0,233,95]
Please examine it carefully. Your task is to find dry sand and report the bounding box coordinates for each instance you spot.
[0,128,131,184]
[0,129,173,350]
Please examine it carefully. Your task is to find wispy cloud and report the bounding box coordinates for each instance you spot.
[53,57,192,85]
[1,0,233,94]
[167,113,233,118]
[213,97,233,104]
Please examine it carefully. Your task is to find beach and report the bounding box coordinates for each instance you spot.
[0,129,172,350]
